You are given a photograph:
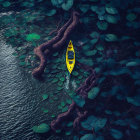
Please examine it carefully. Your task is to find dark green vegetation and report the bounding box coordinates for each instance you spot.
[0,0,140,140]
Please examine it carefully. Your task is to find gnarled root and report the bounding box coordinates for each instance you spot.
[32,11,80,77]
[51,101,76,131]
[73,109,88,130]
[51,63,96,132]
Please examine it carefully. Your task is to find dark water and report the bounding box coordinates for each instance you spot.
[0,34,49,140]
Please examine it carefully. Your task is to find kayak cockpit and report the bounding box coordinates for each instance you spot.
[68,51,74,59]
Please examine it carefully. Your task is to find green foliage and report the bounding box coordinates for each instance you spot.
[96,44,104,51]
[79,4,90,13]
[96,136,104,140]
[65,131,72,135]
[109,0,134,9]
[96,7,105,15]
[81,115,107,131]
[113,119,127,126]
[58,81,63,86]
[105,34,118,42]
[88,87,99,99]
[73,95,85,107]
[126,61,138,67]
[52,78,59,83]
[32,123,50,133]
[67,122,73,127]
[127,95,140,106]
[42,94,49,100]
[51,0,74,11]
[19,61,26,66]
[19,55,26,60]
[72,71,79,76]
[90,38,98,45]
[43,109,49,113]
[126,13,137,21]
[26,33,40,42]
[78,58,94,66]
[46,9,56,16]
[97,21,108,30]
[91,6,98,12]
[62,0,74,11]
[84,50,97,56]
[66,99,72,104]
[2,1,11,7]
[80,134,95,140]
[90,32,100,39]
[105,6,118,14]
[62,106,68,112]
[4,28,18,37]
[105,15,118,24]
[110,129,123,139]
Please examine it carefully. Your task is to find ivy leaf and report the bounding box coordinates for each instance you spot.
[81,115,107,131]
[32,123,50,133]
[51,0,62,7]
[79,4,90,13]
[62,0,73,11]
[127,95,140,106]
[96,136,104,140]
[73,95,85,107]
[26,33,40,42]
[46,9,56,16]
[126,61,138,67]
[105,15,118,24]
[42,94,49,100]
[97,21,108,30]
[84,50,97,56]
[80,134,95,140]
[88,87,99,99]
[126,13,137,21]
[105,7,118,14]
[105,34,118,42]
[2,1,11,7]
[113,120,127,126]
[110,129,123,139]
[91,6,98,12]
[90,31,100,38]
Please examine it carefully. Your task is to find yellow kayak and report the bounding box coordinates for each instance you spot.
[66,40,75,74]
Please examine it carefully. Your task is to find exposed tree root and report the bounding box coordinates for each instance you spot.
[73,109,88,130]
[51,62,96,132]
[51,101,76,131]
[32,11,80,77]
